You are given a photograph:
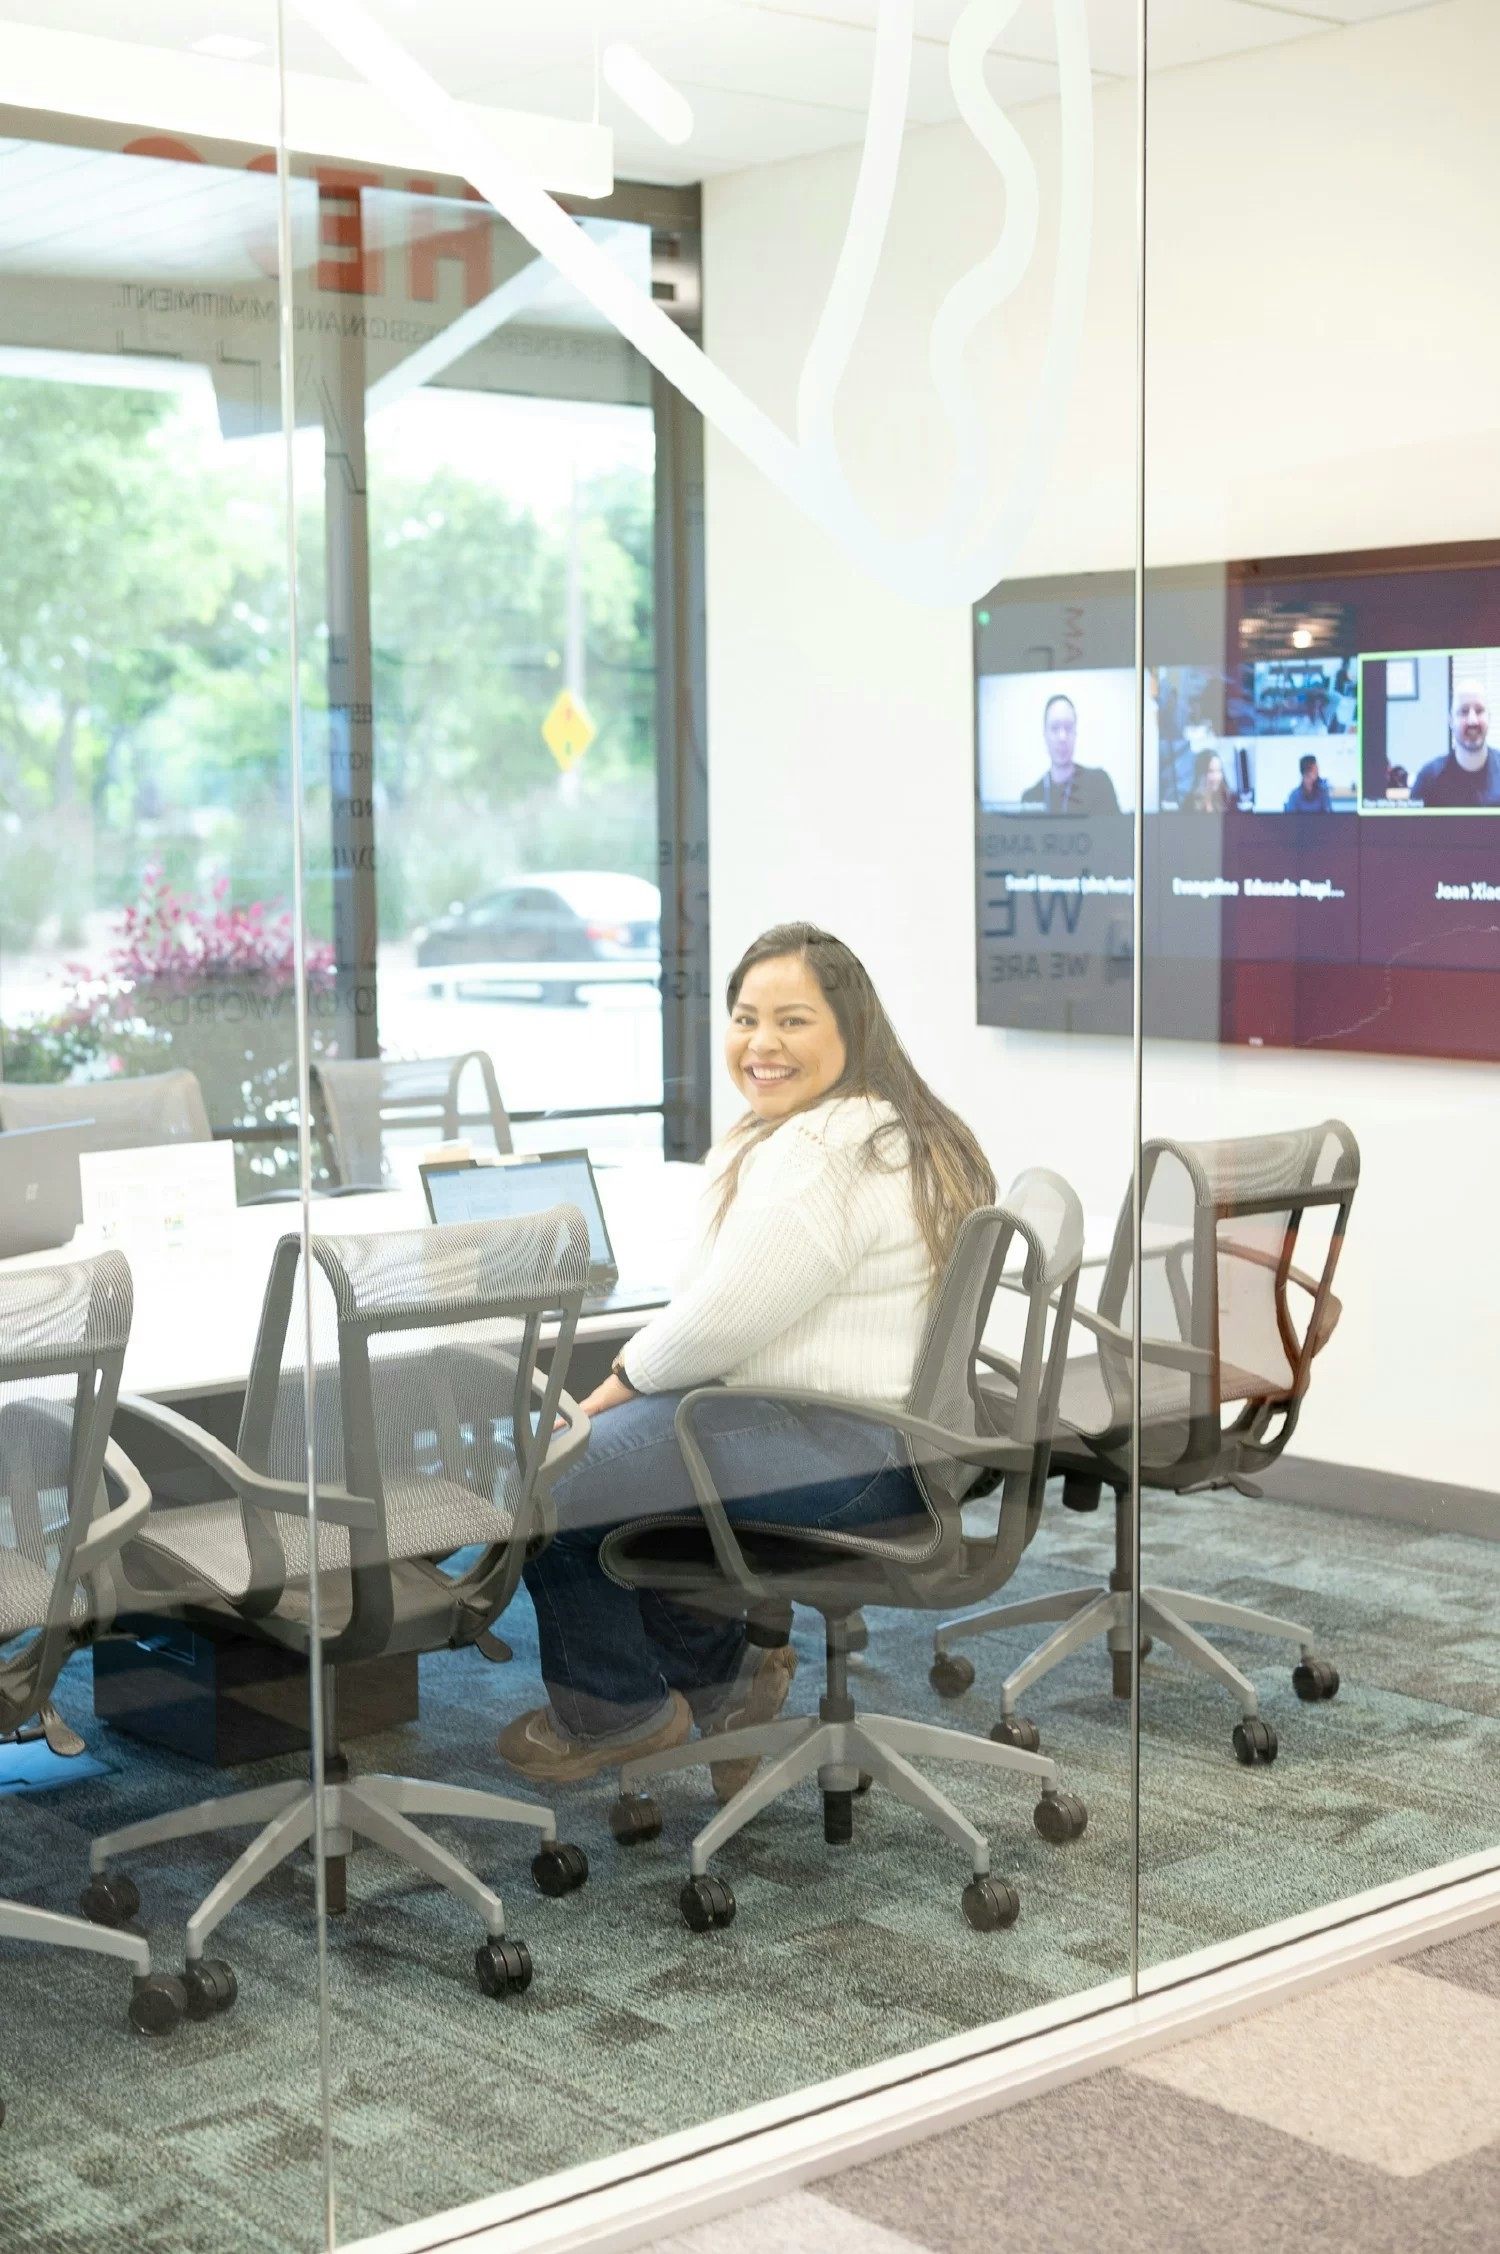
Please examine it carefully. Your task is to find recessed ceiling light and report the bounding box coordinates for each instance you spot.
[190,34,267,61]
[1291,628,1314,650]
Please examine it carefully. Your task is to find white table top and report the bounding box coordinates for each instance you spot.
[1,1157,1142,1405]
[3,1161,707,1402]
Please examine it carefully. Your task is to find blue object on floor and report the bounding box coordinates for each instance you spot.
[0,1739,111,1796]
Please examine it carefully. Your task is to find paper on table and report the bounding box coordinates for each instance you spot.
[79,1141,237,1262]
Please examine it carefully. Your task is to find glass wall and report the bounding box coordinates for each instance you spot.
[3,2,1498,2252]
[1135,0,1500,1984]
[0,13,333,2250]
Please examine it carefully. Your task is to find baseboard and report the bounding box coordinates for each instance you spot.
[341,1854,1500,2254]
[1259,1454,1500,1542]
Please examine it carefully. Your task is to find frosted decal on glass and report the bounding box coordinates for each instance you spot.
[293,0,1094,607]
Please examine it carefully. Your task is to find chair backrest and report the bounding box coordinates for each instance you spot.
[1096,1118,1359,1477]
[0,1252,132,1732]
[905,1167,1084,1539]
[0,1068,211,1148]
[313,1053,513,1188]
[233,1206,590,1655]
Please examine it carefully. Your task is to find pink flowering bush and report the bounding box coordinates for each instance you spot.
[105,865,335,992]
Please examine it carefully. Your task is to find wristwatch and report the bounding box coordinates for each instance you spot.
[610,1355,638,1394]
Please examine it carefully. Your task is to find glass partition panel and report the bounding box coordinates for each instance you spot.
[278,3,1143,2246]
[1138,0,1500,1984]
[0,19,330,2254]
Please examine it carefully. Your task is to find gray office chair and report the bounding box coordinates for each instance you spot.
[932,1121,1359,1766]
[313,1052,512,1189]
[599,1170,1088,1936]
[0,1067,211,1146]
[82,1206,592,2004]
[0,1254,188,2049]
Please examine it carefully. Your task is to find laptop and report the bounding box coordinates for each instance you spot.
[0,1119,95,1259]
[418,1148,669,1318]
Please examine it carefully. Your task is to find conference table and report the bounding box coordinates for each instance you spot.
[1,1157,1149,1405]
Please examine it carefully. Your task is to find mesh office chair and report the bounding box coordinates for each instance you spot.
[932,1121,1359,1765]
[314,1053,513,1189]
[82,1207,593,2004]
[0,1068,211,1146]
[599,1171,1088,1936]
[0,1255,188,2049]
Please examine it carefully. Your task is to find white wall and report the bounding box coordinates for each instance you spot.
[700,0,1499,1490]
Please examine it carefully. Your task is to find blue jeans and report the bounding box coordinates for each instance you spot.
[522,1389,924,1743]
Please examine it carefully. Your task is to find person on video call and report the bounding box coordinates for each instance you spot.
[1184,748,1236,814]
[1284,752,1333,812]
[1020,692,1121,817]
[1412,680,1500,808]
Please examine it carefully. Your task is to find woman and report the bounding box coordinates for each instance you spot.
[1185,748,1236,813]
[498,922,995,1790]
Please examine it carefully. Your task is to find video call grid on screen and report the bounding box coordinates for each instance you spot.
[972,545,1500,1061]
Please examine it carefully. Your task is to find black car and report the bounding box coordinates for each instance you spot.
[412,871,661,1002]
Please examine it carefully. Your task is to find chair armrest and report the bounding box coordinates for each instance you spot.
[1216,1241,1344,1349]
[116,1393,379,1531]
[539,1381,590,1478]
[70,1440,154,1574]
[671,1385,1031,1599]
[1067,1304,1216,1375]
[974,1345,1022,1383]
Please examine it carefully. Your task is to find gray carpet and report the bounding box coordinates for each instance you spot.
[2,1485,1498,2254]
[717,1923,1500,2254]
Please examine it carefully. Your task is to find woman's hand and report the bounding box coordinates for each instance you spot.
[575,1371,638,1421]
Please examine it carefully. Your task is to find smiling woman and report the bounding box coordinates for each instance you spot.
[497,920,996,1780]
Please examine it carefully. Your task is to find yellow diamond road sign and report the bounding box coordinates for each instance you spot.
[543,688,596,771]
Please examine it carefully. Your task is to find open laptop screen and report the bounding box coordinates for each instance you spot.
[421,1152,614,1274]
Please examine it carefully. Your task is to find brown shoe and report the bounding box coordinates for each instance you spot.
[707,1644,799,1803]
[497,1692,692,1784]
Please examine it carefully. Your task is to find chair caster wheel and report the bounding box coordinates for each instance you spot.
[846,1612,869,1654]
[532,1842,589,1896]
[128,1972,187,2037]
[608,1795,662,1847]
[961,1877,1020,1932]
[990,1714,1040,1752]
[1293,1658,1339,1702]
[680,1874,736,1932]
[182,1959,237,2021]
[854,1772,873,1796]
[80,1872,140,1928]
[1033,1790,1088,1844]
[1232,1717,1278,1765]
[475,1938,533,1997]
[929,1654,975,1699]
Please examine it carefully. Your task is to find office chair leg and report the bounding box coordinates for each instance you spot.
[1147,1586,1317,1654]
[860,1713,1056,1787]
[89,1778,307,1874]
[856,1738,1019,1927]
[1138,1596,1280,1765]
[999,1591,1124,1719]
[686,1729,828,1874]
[621,1716,817,1794]
[936,1585,1101,1651]
[0,1903,186,2036]
[183,1795,317,1962]
[355,1776,588,1898]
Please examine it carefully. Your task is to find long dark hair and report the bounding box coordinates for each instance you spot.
[716,922,996,1278]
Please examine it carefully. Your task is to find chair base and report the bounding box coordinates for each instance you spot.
[88,1771,582,1974]
[936,1581,1328,1730]
[619,1704,1080,1894]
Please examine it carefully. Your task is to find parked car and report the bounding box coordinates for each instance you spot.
[412,871,661,1004]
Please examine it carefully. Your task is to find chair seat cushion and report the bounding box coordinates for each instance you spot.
[0,1558,88,1641]
[602,1513,931,1613]
[127,1475,513,1608]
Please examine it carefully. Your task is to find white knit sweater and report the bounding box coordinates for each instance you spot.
[624,1096,931,1408]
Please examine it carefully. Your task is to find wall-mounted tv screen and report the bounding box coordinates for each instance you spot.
[973,542,1500,1060]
